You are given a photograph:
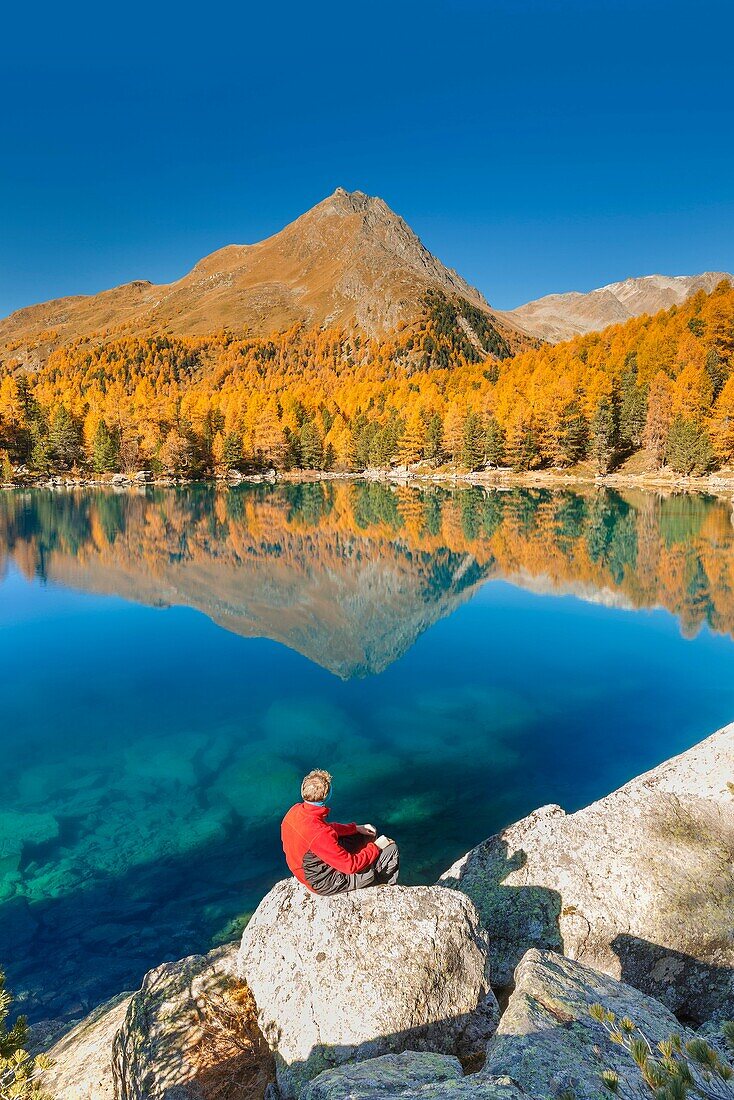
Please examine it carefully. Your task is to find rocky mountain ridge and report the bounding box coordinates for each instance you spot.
[0,189,521,358]
[502,271,732,342]
[2,194,729,366]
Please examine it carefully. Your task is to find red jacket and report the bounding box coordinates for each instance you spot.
[281,802,380,894]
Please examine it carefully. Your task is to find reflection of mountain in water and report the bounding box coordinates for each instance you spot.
[1,482,732,676]
[0,484,492,677]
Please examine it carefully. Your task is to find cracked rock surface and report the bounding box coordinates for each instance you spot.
[483,949,693,1100]
[113,945,239,1099]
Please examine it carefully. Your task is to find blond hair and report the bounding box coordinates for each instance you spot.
[301,769,332,802]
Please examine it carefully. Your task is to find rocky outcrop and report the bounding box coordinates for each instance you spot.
[483,949,693,1099]
[301,1052,527,1099]
[112,944,273,1099]
[298,948,713,1100]
[441,724,734,1022]
[301,1052,463,1099]
[237,879,498,1097]
[42,992,132,1100]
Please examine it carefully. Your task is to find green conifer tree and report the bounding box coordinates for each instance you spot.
[222,432,244,470]
[618,367,649,452]
[706,348,729,402]
[461,412,484,470]
[91,420,121,473]
[666,415,714,475]
[48,406,83,471]
[424,413,445,464]
[590,398,619,475]
[299,419,324,469]
[484,415,505,466]
[554,402,588,466]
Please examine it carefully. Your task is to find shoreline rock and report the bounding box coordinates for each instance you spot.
[300,1052,527,1099]
[3,465,734,499]
[440,724,734,1023]
[111,945,262,1099]
[43,991,133,1100]
[482,949,695,1100]
[237,879,498,1097]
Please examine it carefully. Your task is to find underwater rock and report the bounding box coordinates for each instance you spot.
[441,724,734,1022]
[122,733,208,789]
[0,810,58,875]
[238,879,497,1098]
[483,949,694,1100]
[210,752,302,820]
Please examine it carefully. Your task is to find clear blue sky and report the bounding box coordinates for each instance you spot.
[2,0,732,317]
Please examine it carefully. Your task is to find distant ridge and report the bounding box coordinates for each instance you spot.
[0,188,522,357]
[501,271,733,343]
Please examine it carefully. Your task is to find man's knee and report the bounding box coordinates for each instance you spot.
[378,841,399,869]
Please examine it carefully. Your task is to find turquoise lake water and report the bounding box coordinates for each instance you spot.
[1,483,734,1023]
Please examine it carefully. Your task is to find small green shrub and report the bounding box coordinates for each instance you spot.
[587,1004,734,1099]
[0,969,52,1099]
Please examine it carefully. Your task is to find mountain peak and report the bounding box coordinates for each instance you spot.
[329,186,368,203]
[502,270,733,343]
[1,190,517,350]
[311,187,403,225]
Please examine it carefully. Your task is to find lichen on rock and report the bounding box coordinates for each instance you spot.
[301,1051,528,1099]
[482,949,696,1100]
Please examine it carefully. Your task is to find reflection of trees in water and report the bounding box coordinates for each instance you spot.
[282,481,335,527]
[584,494,638,585]
[0,483,732,641]
[351,482,404,530]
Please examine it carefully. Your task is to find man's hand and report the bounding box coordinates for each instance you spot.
[356,823,377,836]
[375,835,394,850]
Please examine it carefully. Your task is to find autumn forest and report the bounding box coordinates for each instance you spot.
[1,281,733,480]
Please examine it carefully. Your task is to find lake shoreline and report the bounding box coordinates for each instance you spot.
[3,464,734,499]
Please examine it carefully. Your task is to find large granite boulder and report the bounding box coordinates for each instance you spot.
[237,879,498,1097]
[113,943,273,1099]
[441,724,734,1021]
[483,949,694,1100]
[41,992,132,1100]
[301,1052,528,1099]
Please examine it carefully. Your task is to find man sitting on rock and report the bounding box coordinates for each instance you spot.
[281,768,399,895]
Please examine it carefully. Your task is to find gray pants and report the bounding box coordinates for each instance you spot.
[340,834,400,892]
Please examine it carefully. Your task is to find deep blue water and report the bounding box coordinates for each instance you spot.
[1,483,733,1023]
